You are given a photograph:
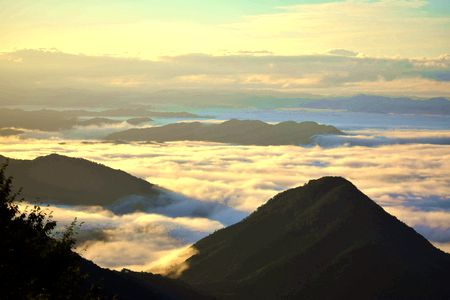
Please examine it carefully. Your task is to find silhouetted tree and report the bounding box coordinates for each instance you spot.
[0,162,104,299]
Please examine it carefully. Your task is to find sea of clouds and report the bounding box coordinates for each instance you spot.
[1,131,449,271]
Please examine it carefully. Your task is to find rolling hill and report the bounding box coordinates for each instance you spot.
[80,258,211,300]
[0,154,166,207]
[106,119,343,145]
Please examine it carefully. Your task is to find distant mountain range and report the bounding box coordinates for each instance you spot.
[0,108,202,131]
[126,117,153,125]
[78,116,153,127]
[295,95,450,115]
[106,119,343,146]
[0,154,166,207]
[0,128,24,136]
[180,177,450,299]
[77,117,124,127]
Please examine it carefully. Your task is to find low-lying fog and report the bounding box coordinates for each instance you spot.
[2,129,449,272]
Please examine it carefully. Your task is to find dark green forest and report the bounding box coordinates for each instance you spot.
[0,163,105,299]
[0,163,209,300]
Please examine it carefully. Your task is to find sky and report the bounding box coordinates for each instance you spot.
[1,0,449,58]
[1,0,450,99]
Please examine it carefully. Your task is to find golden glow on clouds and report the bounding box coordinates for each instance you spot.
[345,77,450,97]
[1,49,450,97]
[19,202,221,272]
[2,136,449,211]
[3,134,450,270]
[1,0,449,272]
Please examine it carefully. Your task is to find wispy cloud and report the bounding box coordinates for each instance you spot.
[1,50,450,99]
[226,0,450,58]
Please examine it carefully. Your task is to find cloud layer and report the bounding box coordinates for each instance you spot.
[3,130,449,270]
[26,203,222,272]
[1,49,450,102]
[313,129,450,147]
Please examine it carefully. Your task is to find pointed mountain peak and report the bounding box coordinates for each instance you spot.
[305,175,352,186]
[256,176,377,221]
[35,153,70,161]
[181,177,450,299]
[296,176,357,195]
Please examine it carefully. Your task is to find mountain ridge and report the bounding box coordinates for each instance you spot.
[0,154,167,207]
[180,176,450,299]
[0,108,203,131]
[79,258,211,300]
[106,119,343,145]
[296,95,450,115]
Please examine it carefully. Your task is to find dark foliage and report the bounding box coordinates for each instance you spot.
[80,260,212,300]
[0,163,210,300]
[0,163,105,299]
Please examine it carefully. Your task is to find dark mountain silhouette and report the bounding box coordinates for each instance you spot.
[79,259,211,300]
[297,95,450,115]
[0,108,203,131]
[0,162,209,300]
[127,117,152,125]
[0,108,78,131]
[180,177,450,299]
[106,119,342,145]
[0,154,166,207]
[95,108,200,118]
[0,154,246,223]
[77,117,122,126]
[0,128,24,136]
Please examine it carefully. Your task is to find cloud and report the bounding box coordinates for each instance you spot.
[3,132,449,213]
[64,122,137,139]
[4,128,450,270]
[327,49,359,57]
[6,120,155,140]
[149,246,198,278]
[415,225,450,243]
[1,49,450,101]
[226,0,450,58]
[312,129,450,147]
[109,190,247,226]
[432,242,450,253]
[20,202,223,272]
[384,206,450,249]
[384,206,450,229]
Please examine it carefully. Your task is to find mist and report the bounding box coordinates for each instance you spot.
[3,129,449,271]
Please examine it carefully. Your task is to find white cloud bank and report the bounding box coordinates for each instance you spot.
[3,131,450,270]
[19,203,222,272]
